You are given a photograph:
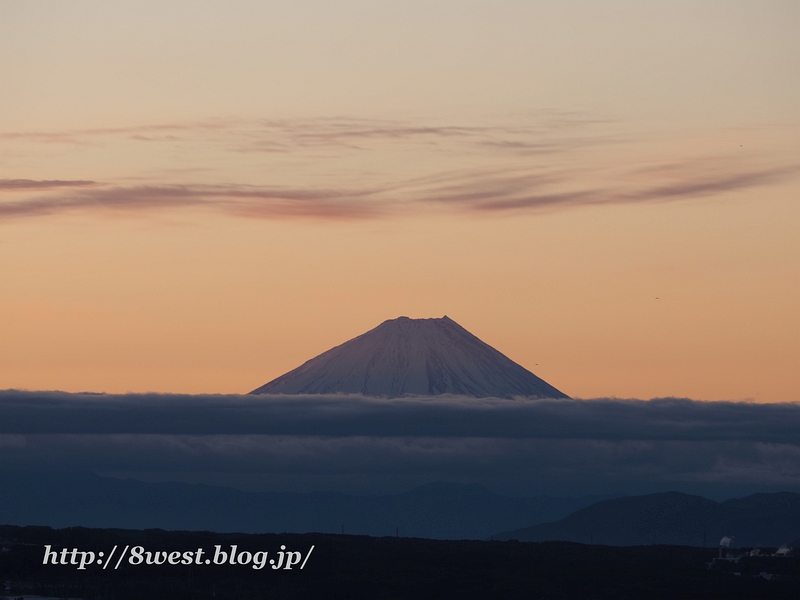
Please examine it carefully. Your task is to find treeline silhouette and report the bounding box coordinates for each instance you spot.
[2,524,800,599]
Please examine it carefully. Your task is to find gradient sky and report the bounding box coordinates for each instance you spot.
[1,1,798,401]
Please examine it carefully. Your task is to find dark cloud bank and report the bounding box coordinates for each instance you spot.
[2,391,800,498]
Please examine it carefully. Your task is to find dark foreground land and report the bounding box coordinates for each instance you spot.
[2,525,800,599]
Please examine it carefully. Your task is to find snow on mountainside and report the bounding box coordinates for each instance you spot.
[250,316,568,398]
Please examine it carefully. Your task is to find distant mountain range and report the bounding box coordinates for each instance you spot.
[494,491,800,548]
[251,316,567,398]
[0,472,600,539]
[5,472,800,546]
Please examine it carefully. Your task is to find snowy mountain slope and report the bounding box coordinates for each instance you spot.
[251,316,568,398]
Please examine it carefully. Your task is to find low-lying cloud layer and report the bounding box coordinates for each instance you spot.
[2,392,800,497]
[1,392,799,441]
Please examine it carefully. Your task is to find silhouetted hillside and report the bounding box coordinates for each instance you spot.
[3,524,800,599]
[495,491,800,547]
[0,471,602,539]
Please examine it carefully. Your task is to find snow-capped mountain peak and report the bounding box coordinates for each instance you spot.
[250,316,568,399]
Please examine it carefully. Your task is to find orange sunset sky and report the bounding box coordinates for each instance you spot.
[1,1,798,401]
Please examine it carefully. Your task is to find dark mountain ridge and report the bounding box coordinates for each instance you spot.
[0,471,600,539]
[4,525,798,599]
[495,491,800,547]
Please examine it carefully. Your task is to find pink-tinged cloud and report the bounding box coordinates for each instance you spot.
[0,163,796,222]
[631,167,799,201]
[0,179,96,191]
[0,184,384,220]
[1,114,615,155]
[0,120,233,144]
[421,165,799,213]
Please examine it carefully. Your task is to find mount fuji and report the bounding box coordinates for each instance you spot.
[251,316,568,398]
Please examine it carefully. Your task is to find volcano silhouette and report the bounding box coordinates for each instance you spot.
[250,316,568,398]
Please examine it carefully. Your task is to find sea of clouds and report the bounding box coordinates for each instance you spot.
[2,391,799,498]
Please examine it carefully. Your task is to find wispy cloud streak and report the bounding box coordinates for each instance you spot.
[2,115,796,221]
[631,166,798,201]
[458,165,800,212]
[0,184,384,220]
[0,179,96,191]
[1,163,793,221]
[0,115,598,149]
